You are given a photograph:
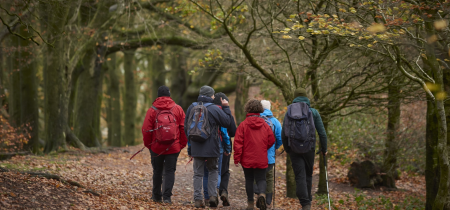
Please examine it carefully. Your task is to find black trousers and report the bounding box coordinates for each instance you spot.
[150,149,180,200]
[289,150,315,206]
[219,153,231,195]
[242,167,267,201]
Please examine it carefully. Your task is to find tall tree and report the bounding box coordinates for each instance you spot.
[123,49,137,146]
[107,53,122,146]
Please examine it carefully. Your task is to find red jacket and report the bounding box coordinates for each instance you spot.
[142,97,187,155]
[234,113,275,168]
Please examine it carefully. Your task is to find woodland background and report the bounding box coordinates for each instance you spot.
[0,0,449,209]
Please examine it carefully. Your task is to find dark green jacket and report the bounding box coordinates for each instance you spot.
[281,96,328,153]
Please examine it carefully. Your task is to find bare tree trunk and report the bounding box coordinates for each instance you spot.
[123,50,137,146]
[42,2,70,153]
[150,49,166,103]
[68,65,83,128]
[106,53,122,146]
[235,73,249,125]
[382,79,401,188]
[169,46,188,105]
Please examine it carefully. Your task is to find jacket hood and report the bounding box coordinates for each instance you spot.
[152,96,176,110]
[292,96,311,106]
[197,95,214,103]
[246,113,265,129]
[261,109,274,117]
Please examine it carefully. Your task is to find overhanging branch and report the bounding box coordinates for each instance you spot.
[106,36,208,54]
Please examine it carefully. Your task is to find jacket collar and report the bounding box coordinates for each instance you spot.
[292,96,311,106]
[197,95,214,103]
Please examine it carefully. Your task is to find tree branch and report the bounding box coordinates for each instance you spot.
[106,36,208,54]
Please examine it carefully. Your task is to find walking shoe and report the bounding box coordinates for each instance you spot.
[256,193,266,210]
[220,191,230,206]
[204,199,210,207]
[246,200,255,210]
[162,198,172,204]
[301,204,311,210]
[151,196,162,203]
[209,196,219,207]
[194,200,205,208]
[266,193,273,205]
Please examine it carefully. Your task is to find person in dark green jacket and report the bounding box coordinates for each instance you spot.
[281,87,328,210]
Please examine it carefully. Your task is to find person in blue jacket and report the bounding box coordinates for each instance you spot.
[202,93,232,206]
[254,100,283,207]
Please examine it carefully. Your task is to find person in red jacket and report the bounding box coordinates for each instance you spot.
[234,99,275,210]
[142,86,187,204]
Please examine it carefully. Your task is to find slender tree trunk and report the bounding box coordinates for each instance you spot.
[68,65,83,128]
[426,97,440,210]
[8,38,21,127]
[382,80,401,188]
[235,73,249,125]
[107,53,122,146]
[150,50,166,103]
[169,47,188,105]
[42,2,70,153]
[123,50,137,146]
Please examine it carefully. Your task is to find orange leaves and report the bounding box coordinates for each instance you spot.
[367,23,386,33]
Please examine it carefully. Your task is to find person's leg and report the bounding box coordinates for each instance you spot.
[217,153,223,189]
[242,167,255,201]
[303,150,316,203]
[150,150,165,201]
[161,152,180,202]
[203,164,209,200]
[219,153,230,195]
[193,157,206,201]
[205,157,219,198]
[254,168,267,195]
[265,164,275,205]
[289,152,310,207]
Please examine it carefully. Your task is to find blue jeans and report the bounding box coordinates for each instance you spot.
[203,153,223,199]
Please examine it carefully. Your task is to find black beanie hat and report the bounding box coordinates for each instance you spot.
[157,86,170,97]
[213,92,229,105]
[199,85,215,97]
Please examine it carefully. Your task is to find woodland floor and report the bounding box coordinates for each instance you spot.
[0,144,425,210]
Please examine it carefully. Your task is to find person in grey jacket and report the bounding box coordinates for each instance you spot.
[185,86,236,208]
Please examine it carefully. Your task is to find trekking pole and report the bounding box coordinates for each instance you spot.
[273,151,276,210]
[317,150,331,210]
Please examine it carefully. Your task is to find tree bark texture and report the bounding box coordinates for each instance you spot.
[382,79,401,189]
[123,50,137,146]
[107,53,122,146]
[235,73,249,125]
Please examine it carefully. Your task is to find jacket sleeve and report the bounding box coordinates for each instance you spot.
[273,118,283,150]
[210,106,236,132]
[312,108,328,153]
[142,108,155,148]
[177,105,188,149]
[221,127,231,153]
[266,124,276,149]
[233,125,245,165]
[281,113,291,153]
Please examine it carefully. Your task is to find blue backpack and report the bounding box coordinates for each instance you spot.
[283,102,316,153]
[186,102,214,143]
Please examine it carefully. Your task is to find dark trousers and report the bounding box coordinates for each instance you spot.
[219,153,231,195]
[243,167,267,201]
[289,150,315,206]
[253,164,274,194]
[150,149,180,200]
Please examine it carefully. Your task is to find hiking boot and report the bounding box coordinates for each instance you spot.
[220,191,230,206]
[151,196,162,203]
[194,200,205,208]
[204,199,209,207]
[209,196,219,207]
[256,193,266,210]
[162,198,172,204]
[266,193,273,205]
[246,200,255,210]
[301,204,311,210]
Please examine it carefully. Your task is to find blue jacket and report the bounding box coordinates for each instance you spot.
[281,96,328,153]
[260,109,282,164]
[219,127,232,154]
[185,95,236,157]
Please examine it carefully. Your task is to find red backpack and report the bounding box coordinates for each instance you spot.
[152,106,179,145]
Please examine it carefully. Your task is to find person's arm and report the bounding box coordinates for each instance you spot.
[233,125,244,165]
[221,127,231,154]
[266,124,275,149]
[142,108,155,148]
[312,109,328,154]
[177,105,188,149]
[209,105,236,131]
[273,118,283,150]
[281,113,291,153]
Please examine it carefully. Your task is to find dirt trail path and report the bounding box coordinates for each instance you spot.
[0,144,425,209]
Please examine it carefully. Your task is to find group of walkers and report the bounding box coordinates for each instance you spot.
[141,85,327,210]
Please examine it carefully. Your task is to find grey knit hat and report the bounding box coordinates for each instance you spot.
[199,85,215,97]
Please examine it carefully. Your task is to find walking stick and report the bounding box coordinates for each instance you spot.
[324,153,331,210]
[273,151,276,210]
